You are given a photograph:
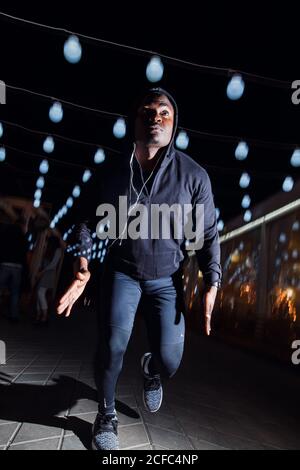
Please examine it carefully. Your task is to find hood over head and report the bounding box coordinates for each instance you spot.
[125,87,179,159]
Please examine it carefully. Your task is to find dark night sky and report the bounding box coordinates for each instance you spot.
[0,3,299,233]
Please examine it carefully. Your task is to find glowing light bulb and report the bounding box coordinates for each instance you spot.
[66,197,73,208]
[36,176,45,189]
[282,176,294,192]
[235,141,249,160]
[227,74,245,100]
[290,149,300,167]
[113,118,126,139]
[146,56,164,82]
[64,35,82,64]
[239,172,250,188]
[82,169,92,183]
[244,210,252,222]
[175,131,189,150]
[279,233,287,243]
[292,221,300,231]
[241,194,251,208]
[39,160,49,174]
[0,122,3,138]
[217,220,224,231]
[0,147,6,162]
[72,185,81,198]
[43,136,55,153]
[49,101,63,123]
[94,148,105,164]
[34,189,42,200]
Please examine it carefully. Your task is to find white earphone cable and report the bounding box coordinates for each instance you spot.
[108,144,163,248]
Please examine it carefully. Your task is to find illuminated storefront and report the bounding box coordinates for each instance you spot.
[183,189,300,361]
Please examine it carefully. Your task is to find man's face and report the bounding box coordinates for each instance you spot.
[134,94,174,148]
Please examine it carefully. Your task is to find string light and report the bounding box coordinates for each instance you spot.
[217,220,224,232]
[241,195,251,208]
[244,210,252,222]
[72,185,81,198]
[64,35,82,64]
[0,10,299,234]
[82,169,92,183]
[34,189,42,200]
[66,197,73,208]
[282,176,294,192]
[94,148,106,163]
[227,74,245,100]
[36,176,45,188]
[146,56,164,83]
[39,159,49,174]
[0,147,6,162]
[239,172,251,188]
[290,149,300,167]
[0,12,290,89]
[49,101,63,123]
[43,136,55,153]
[235,141,249,160]
[2,116,298,154]
[176,131,189,150]
[113,118,126,139]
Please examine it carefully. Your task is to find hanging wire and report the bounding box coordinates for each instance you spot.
[1,143,96,170]
[180,127,299,150]
[0,142,296,180]
[6,83,126,119]
[0,119,121,153]
[1,113,299,152]
[0,11,291,88]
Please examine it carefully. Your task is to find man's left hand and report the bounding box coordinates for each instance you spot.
[203,286,218,336]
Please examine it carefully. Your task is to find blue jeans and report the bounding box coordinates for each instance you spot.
[95,264,185,414]
[0,263,23,319]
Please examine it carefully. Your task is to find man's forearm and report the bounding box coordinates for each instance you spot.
[196,242,222,287]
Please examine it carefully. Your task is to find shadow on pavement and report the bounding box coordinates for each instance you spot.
[0,373,139,449]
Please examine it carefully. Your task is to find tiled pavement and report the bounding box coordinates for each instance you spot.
[1,307,300,450]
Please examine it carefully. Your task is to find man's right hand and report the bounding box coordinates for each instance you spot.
[57,269,91,317]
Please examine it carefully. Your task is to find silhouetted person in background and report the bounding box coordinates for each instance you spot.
[0,206,28,322]
[35,233,63,324]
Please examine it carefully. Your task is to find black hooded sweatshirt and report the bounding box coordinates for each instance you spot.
[74,88,222,285]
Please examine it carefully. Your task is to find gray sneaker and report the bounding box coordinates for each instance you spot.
[92,411,119,450]
[141,353,163,413]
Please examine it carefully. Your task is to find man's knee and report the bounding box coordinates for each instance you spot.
[159,343,184,378]
[107,327,131,363]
